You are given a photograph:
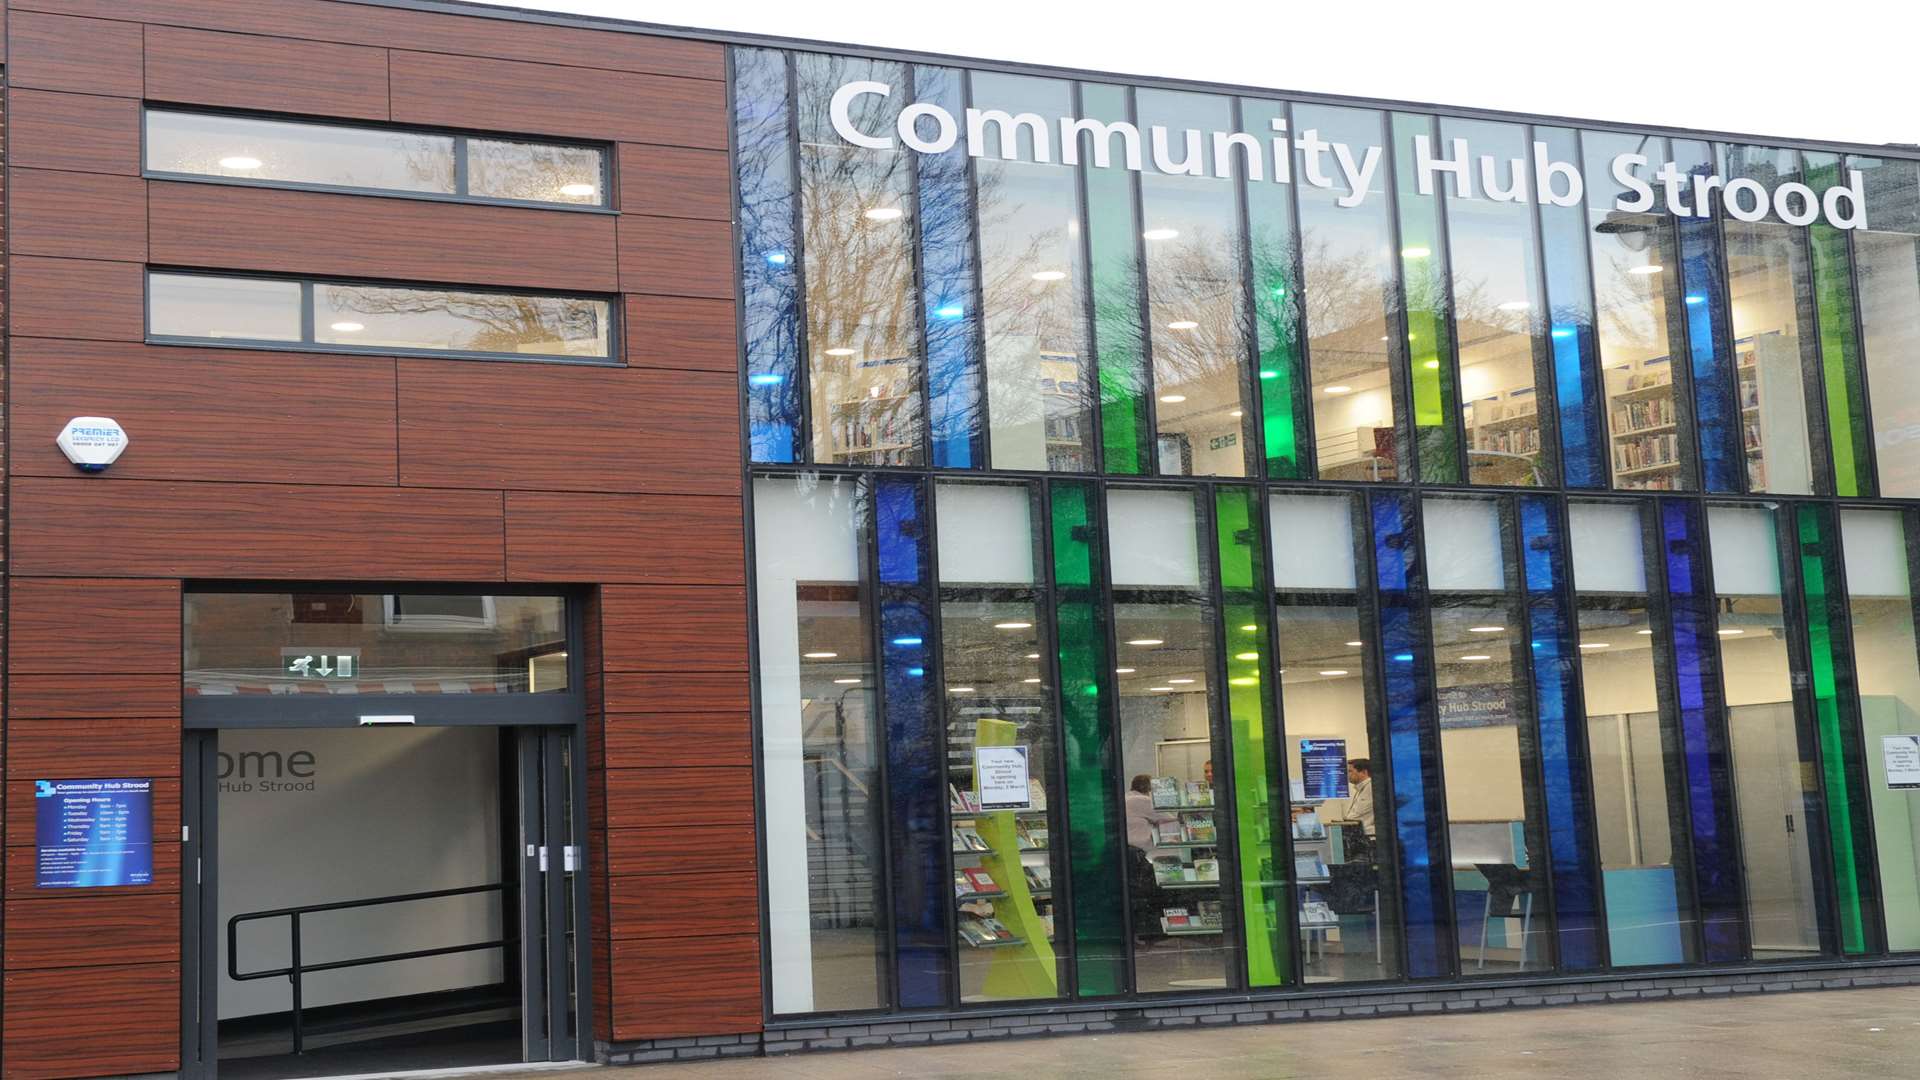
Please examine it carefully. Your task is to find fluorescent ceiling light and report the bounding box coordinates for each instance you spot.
[1143,227,1180,240]
[559,182,597,197]
[219,155,263,170]
[864,206,904,221]
[1031,269,1067,282]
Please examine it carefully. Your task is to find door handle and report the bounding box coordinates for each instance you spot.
[563,845,579,873]
[538,845,550,872]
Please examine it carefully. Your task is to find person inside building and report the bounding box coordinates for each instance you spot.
[1126,773,1176,852]
[1340,758,1377,861]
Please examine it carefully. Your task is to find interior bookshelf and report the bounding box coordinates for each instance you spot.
[950,789,1056,950]
[1148,779,1224,935]
[1606,357,1682,489]
[822,353,918,466]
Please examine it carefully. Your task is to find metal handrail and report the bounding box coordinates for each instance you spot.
[229,883,510,1055]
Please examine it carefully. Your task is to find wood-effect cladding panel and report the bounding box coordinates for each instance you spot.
[505,493,746,585]
[148,182,619,293]
[11,478,507,580]
[604,824,756,876]
[601,713,752,770]
[601,585,748,671]
[9,0,723,79]
[390,51,727,150]
[11,340,401,486]
[8,89,140,174]
[144,24,390,120]
[5,718,181,778]
[10,257,144,341]
[7,10,143,96]
[3,894,181,968]
[602,767,754,828]
[618,215,735,299]
[609,934,760,1039]
[396,362,740,496]
[9,169,145,262]
[608,871,757,939]
[602,672,750,715]
[623,295,738,373]
[616,143,731,220]
[2,962,182,1080]
[10,579,182,674]
[8,675,180,719]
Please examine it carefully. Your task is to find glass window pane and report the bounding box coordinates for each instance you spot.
[149,273,303,342]
[755,474,887,1014]
[1422,495,1553,973]
[975,73,1095,473]
[1137,89,1253,477]
[936,482,1064,1001]
[313,283,611,358]
[1442,119,1549,488]
[1294,104,1403,482]
[1239,98,1310,479]
[145,110,457,194]
[465,138,604,205]
[735,47,806,463]
[796,54,924,466]
[1853,157,1920,497]
[1707,504,1830,958]
[1568,501,1701,965]
[1271,491,1403,983]
[183,593,565,694]
[1109,488,1231,991]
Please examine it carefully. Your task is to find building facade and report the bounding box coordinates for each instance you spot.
[6,1,1920,1078]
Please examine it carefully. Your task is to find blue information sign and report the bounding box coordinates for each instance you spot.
[1299,739,1349,801]
[35,778,153,888]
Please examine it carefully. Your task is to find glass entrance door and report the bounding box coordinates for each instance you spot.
[517,726,590,1063]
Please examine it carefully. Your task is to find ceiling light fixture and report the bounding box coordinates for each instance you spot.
[559,182,597,197]
[1460,654,1492,661]
[864,206,904,221]
[1168,677,1196,684]
[833,677,862,685]
[1498,300,1530,311]
[1126,638,1164,646]
[1158,394,1187,404]
[1324,385,1353,395]
[993,621,1034,630]
[220,155,264,170]
[1468,625,1506,633]
[949,686,976,693]
[1345,641,1364,647]
[1401,246,1431,258]
[1167,320,1199,331]
[1115,667,1136,674]
[1628,264,1665,275]
[1143,227,1180,241]
[1149,686,1176,692]
[1579,642,1610,650]
[824,347,857,356]
[329,321,365,333]
[1318,669,1349,677]
[1031,269,1067,282]
[1235,651,1259,661]
[802,651,838,659]
[1717,628,1744,636]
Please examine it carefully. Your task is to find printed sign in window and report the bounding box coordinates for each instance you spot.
[975,745,1031,810]
[35,778,154,888]
[1885,735,1920,790]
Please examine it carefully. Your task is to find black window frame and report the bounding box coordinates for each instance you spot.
[144,267,624,367]
[141,104,617,214]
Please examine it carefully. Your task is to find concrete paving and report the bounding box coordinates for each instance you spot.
[427,985,1920,1079]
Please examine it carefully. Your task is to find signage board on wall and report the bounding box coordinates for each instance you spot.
[975,745,1031,810]
[1885,735,1920,789]
[1437,683,1517,728]
[34,778,153,888]
[1300,739,1349,800]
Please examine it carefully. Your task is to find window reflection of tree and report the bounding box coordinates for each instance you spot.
[467,141,601,203]
[736,51,804,453]
[321,287,604,355]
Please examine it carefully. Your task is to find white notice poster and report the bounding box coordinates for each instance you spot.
[1884,735,1920,790]
[976,745,1031,810]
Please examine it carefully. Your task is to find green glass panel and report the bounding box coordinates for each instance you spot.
[1796,503,1874,953]
[1214,487,1292,986]
[1241,99,1309,480]
[1050,480,1127,993]
[1082,83,1150,475]
[1391,113,1461,484]
[1805,153,1874,498]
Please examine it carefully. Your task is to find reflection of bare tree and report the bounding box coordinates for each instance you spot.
[322,286,603,354]
[1290,233,1395,383]
[736,49,804,459]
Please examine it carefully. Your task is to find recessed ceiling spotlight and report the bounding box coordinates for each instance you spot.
[1629,264,1665,275]
[993,621,1034,630]
[1318,669,1349,676]
[1345,641,1364,647]
[560,182,597,197]
[1498,300,1531,311]
[1126,638,1164,646]
[864,206,905,221]
[1143,227,1180,241]
[1401,246,1431,258]
[220,155,264,170]
[1468,625,1506,633]
[329,321,365,333]
[1115,667,1136,674]
[1158,394,1187,404]
[1031,269,1067,282]
[1717,628,1744,636]
[1460,654,1492,661]
[949,685,976,693]
[1168,677,1196,684]
[802,651,838,659]
[1579,642,1610,650]
[1324,385,1353,395]
[833,677,862,685]
[1167,320,1199,331]
[824,347,857,356]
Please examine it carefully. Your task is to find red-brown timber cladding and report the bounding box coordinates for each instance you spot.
[0,1,759,1075]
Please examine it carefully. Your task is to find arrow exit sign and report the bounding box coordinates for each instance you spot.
[280,648,361,679]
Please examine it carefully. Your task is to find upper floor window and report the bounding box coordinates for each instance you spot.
[143,109,608,209]
[148,270,615,363]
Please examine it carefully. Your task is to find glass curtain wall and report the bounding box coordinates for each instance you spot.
[1270,491,1403,983]
[1107,488,1234,990]
[1706,504,1831,958]
[1240,99,1311,479]
[1422,495,1554,972]
[1854,156,1920,498]
[935,482,1066,1000]
[1569,500,1701,965]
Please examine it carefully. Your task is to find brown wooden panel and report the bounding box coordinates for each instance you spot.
[11,579,180,675]
[2,961,181,1079]
[602,672,750,715]
[9,169,146,262]
[145,24,389,120]
[9,89,140,174]
[395,362,740,496]
[602,713,751,770]
[8,676,180,719]
[148,181,619,293]
[390,51,726,149]
[601,585,748,672]
[6,718,181,778]
[11,478,506,580]
[603,766,753,828]
[6,841,181,898]
[7,779,180,847]
[10,256,144,341]
[624,295,738,373]
[618,215,735,299]
[616,143,731,220]
[10,0,722,79]
[8,10,142,96]
[609,934,760,1039]
[608,870,756,939]
[504,492,745,585]
[604,824,756,877]
[12,339,401,486]
[4,894,180,968]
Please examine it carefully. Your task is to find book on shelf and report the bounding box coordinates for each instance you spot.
[1295,853,1328,879]
[1183,781,1214,807]
[1196,900,1224,930]
[958,917,1013,946]
[1149,776,1182,808]
[1193,858,1220,883]
[1154,820,1186,845]
[1017,822,1049,849]
[949,784,980,814]
[962,867,999,894]
[1039,913,1055,937]
[976,916,1016,942]
[1184,812,1216,844]
[1027,779,1047,811]
[954,825,989,852]
[1160,907,1193,933]
[1024,864,1052,891]
[1293,810,1324,839]
[1301,900,1337,926]
[1152,855,1187,886]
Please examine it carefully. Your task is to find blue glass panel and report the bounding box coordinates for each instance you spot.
[1370,491,1452,978]
[912,66,984,470]
[1658,497,1744,960]
[1674,140,1741,492]
[1517,495,1603,970]
[734,47,804,463]
[1535,129,1604,489]
[874,475,951,1006]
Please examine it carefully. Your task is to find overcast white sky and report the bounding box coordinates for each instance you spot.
[466,0,1917,149]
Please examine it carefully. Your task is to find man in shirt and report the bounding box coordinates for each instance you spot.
[1341,758,1377,857]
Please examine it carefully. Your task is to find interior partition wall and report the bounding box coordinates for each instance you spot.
[737,40,1920,1023]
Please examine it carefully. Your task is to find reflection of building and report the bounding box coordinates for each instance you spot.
[12,2,1920,1077]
